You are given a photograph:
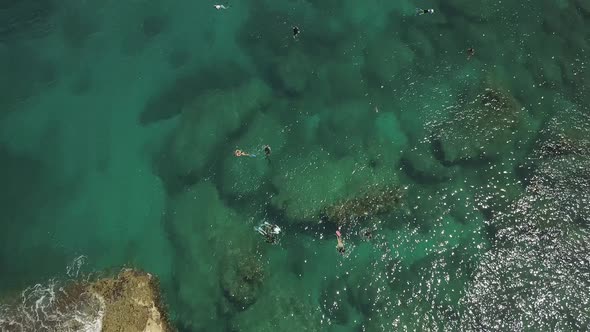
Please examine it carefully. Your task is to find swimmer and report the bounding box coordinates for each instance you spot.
[263,145,271,163]
[292,26,300,39]
[416,8,435,15]
[234,149,256,158]
[255,222,281,244]
[360,228,373,240]
[214,4,228,10]
[467,47,475,60]
[336,229,345,254]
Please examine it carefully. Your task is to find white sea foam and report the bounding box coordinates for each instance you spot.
[0,257,105,332]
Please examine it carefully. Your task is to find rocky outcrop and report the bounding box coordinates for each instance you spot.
[0,269,171,332]
[88,269,171,332]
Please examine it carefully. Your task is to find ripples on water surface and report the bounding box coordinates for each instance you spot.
[0,0,589,331]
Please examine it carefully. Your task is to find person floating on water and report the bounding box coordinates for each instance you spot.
[292,26,300,39]
[416,8,435,15]
[255,222,281,244]
[467,47,475,60]
[336,228,346,254]
[263,145,271,163]
[234,149,256,158]
[360,228,373,240]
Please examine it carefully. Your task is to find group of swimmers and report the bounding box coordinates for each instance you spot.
[254,221,374,255]
[229,4,475,254]
[235,144,377,255]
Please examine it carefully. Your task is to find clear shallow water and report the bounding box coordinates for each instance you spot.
[1,0,590,331]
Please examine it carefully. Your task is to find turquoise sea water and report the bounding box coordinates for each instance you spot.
[1,0,590,330]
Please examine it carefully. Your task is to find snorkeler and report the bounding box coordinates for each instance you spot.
[255,222,281,244]
[467,47,475,60]
[263,145,271,163]
[360,228,373,240]
[234,149,256,158]
[292,26,300,39]
[336,229,345,254]
[416,8,435,15]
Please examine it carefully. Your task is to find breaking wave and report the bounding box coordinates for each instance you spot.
[0,256,105,332]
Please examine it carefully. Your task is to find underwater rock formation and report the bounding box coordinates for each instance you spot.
[220,111,286,198]
[322,185,403,225]
[60,5,100,49]
[164,180,264,329]
[577,0,590,14]
[140,63,249,125]
[0,44,59,115]
[158,78,272,191]
[363,38,415,85]
[434,83,527,164]
[229,274,322,332]
[401,148,455,184]
[276,50,313,95]
[460,106,590,331]
[270,145,402,221]
[0,0,56,42]
[220,253,265,310]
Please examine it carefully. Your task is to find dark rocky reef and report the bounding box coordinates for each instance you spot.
[60,6,100,49]
[0,44,60,115]
[139,63,249,125]
[433,79,528,164]
[141,15,168,39]
[322,185,403,225]
[0,0,56,42]
[220,254,265,310]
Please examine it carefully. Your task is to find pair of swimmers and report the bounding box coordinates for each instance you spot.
[256,223,371,256]
[335,227,373,254]
[234,145,271,160]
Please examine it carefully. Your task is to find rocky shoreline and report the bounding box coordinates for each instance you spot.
[0,269,172,332]
[88,269,171,332]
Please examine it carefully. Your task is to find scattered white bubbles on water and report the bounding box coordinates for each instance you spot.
[0,257,105,332]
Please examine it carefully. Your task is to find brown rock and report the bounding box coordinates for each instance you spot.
[89,269,172,332]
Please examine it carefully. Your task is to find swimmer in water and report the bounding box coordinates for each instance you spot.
[214,4,228,10]
[292,26,300,39]
[416,8,435,15]
[336,229,345,254]
[467,47,475,60]
[263,145,271,163]
[255,222,281,244]
[234,149,256,158]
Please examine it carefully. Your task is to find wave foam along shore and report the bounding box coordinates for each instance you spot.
[0,269,171,332]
